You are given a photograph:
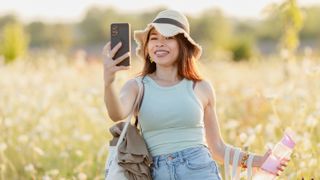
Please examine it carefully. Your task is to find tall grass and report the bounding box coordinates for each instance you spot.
[0,53,319,179]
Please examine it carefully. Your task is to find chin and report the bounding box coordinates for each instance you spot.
[154,58,176,64]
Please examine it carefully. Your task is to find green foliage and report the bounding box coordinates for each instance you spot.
[1,5,319,57]
[0,22,29,63]
[27,21,50,47]
[191,8,232,52]
[279,0,304,54]
[230,37,254,61]
[255,9,282,41]
[26,22,73,52]
[300,6,320,39]
[0,14,18,29]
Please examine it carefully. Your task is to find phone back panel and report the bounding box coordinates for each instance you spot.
[110,23,131,66]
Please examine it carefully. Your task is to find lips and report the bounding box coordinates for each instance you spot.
[154,50,169,57]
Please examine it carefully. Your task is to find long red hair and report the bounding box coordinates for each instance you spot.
[138,30,203,82]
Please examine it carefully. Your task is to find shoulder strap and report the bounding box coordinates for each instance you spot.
[192,80,196,90]
[114,76,144,148]
[134,76,145,127]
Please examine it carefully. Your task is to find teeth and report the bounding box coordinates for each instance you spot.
[155,50,169,55]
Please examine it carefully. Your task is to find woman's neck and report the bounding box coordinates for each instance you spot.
[151,66,182,83]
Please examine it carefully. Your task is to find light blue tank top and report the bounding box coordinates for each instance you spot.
[138,75,206,156]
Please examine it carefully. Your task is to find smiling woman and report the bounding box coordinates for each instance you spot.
[102,9,290,180]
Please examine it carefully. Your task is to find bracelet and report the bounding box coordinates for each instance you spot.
[240,152,249,169]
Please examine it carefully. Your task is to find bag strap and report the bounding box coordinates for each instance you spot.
[232,147,241,180]
[224,145,241,180]
[114,77,143,148]
[246,154,255,180]
[134,76,145,127]
[224,145,231,180]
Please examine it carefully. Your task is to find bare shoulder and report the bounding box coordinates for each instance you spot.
[197,79,215,94]
[194,79,216,107]
[120,77,140,95]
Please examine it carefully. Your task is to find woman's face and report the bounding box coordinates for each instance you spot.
[147,28,179,66]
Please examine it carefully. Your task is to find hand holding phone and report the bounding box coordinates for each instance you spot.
[110,23,131,66]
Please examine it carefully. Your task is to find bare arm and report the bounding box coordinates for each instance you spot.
[102,41,138,122]
[104,79,138,121]
[199,80,267,167]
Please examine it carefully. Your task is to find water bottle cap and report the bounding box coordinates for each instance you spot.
[281,132,295,148]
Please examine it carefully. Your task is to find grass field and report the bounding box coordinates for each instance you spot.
[0,53,319,179]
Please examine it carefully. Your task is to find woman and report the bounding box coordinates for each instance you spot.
[103,9,289,180]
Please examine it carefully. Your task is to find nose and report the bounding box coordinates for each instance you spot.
[156,41,164,47]
[155,38,165,47]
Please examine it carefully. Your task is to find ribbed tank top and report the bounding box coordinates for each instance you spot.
[138,75,206,156]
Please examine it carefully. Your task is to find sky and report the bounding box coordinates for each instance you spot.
[0,0,319,23]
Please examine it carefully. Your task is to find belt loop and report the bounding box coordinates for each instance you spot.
[178,151,184,163]
[153,156,159,168]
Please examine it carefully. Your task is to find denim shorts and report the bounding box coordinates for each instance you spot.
[151,145,222,180]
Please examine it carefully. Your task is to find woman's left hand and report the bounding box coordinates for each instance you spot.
[258,149,290,176]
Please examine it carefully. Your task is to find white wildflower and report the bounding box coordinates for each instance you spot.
[59,151,69,158]
[225,119,239,129]
[75,150,83,157]
[305,115,317,128]
[33,146,45,156]
[0,143,7,152]
[308,159,317,167]
[254,124,262,133]
[48,169,59,176]
[24,163,35,173]
[299,161,306,169]
[78,172,87,180]
[18,135,29,143]
[42,175,51,180]
[80,134,92,142]
[239,133,247,143]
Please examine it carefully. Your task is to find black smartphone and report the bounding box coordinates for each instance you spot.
[110,23,131,66]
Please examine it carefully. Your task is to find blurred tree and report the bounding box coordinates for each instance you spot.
[230,36,255,62]
[78,7,130,45]
[300,6,320,40]
[279,0,304,55]
[191,8,232,58]
[257,4,283,41]
[26,21,51,47]
[0,22,29,63]
[49,23,74,52]
[26,22,74,52]
[0,14,18,29]
[278,0,304,79]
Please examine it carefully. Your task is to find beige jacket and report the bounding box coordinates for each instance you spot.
[109,122,153,180]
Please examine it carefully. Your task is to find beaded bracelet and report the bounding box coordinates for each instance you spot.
[240,152,249,169]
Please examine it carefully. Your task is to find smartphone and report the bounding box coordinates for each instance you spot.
[110,23,131,66]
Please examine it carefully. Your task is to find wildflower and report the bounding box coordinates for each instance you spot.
[239,133,247,144]
[48,169,59,176]
[75,150,83,157]
[42,175,51,180]
[0,143,7,152]
[33,146,45,156]
[24,163,35,173]
[18,135,29,143]
[78,172,87,180]
[305,115,317,128]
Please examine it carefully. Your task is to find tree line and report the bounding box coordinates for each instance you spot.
[0,2,319,63]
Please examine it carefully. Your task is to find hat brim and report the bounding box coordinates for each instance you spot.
[134,23,202,60]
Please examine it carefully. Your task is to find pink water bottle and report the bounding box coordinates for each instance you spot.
[254,129,295,179]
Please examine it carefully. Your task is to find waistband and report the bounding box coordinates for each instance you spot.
[152,145,210,168]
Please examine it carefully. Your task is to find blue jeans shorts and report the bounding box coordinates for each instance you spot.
[151,145,222,180]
